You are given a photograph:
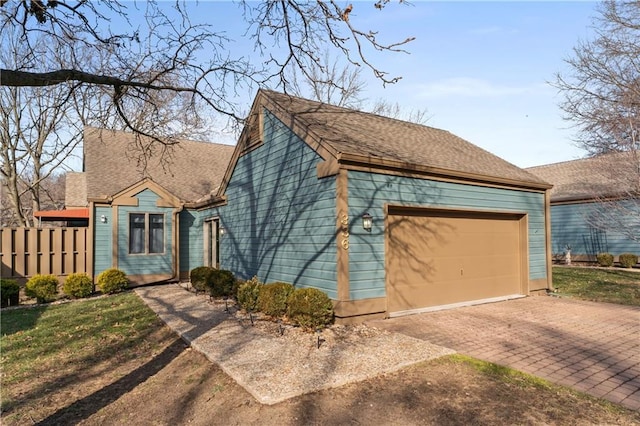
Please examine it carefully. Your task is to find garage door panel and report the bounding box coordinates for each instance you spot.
[387,209,523,314]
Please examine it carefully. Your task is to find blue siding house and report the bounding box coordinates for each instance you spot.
[82,127,235,285]
[77,91,554,322]
[528,153,640,264]
[199,90,553,322]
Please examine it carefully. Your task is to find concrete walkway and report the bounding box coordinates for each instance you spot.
[134,284,452,405]
[367,296,640,411]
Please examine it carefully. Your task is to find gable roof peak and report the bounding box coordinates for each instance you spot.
[255,90,549,189]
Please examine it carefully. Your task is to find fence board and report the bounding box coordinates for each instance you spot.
[0,227,89,284]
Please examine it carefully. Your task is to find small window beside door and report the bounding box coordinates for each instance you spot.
[129,213,165,254]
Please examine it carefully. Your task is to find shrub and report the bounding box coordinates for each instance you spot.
[618,253,638,268]
[258,282,295,318]
[206,269,236,298]
[596,253,614,267]
[63,273,93,298]
[25,274,59,303]
[236,276,262,312]
[190,266,213,293]
[1,279,20,308]
[286,287,334,330]
[97,268,129,294]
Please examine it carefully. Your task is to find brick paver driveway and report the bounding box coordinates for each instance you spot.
[367,296,640,411]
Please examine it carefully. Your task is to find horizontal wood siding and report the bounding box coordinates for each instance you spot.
[219,110,337,297]
[93,206,112,276]
[551,202,640,257]
[117,189,174,277]
[179,209,206,274]
[348,171,547,300]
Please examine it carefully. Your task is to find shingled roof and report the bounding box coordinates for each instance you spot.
[256,90,550,189]
[65,172,87,208]
[84,127,235,203]
[527,151,639,202]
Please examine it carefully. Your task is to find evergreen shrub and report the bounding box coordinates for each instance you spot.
[25,274,59,303]
[63,273,93,298]
[596,253,614,267]
[1,278,20,307]
[236,276,262,312]
[97,268,129,294]
[190,266,213,293]
[257,282,295,318]
[206,269,236,298]
[618,253,638,268]
[286,287,334,330]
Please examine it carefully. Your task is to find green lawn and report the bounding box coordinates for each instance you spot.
[0,292,169,421]
[552,266,640,306]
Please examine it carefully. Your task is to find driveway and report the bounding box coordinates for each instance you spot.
[366,296,640,411]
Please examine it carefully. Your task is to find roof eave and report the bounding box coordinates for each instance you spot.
[337,153,553,191]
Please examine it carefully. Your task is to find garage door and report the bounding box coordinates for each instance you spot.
[386,207,524,315]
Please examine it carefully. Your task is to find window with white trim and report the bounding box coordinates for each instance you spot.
[129,213,165,254]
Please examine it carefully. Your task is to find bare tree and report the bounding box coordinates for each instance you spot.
[0,28,84,226]
[370,98,431,125]
[555,1,640,242]
[555,1,640,155]
[287,51,366,108]
[1,1,414,139]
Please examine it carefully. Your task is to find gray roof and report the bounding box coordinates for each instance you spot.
[84,127,235,202]
[260,90,550,188]
[526,151,639,202]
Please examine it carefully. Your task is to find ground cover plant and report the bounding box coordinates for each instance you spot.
[552,266,640,306]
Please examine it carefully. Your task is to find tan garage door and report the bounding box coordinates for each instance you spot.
[386,207,525,315]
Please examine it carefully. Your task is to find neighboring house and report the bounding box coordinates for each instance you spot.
[83,127,235,285]
[527,153,640,263]
[195,90,553,322]
[34,172,89,227]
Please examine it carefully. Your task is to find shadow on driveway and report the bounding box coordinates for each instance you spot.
[367,296,640,411]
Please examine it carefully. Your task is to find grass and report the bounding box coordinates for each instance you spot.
[552,266,640,306]
[0,292,166,420]
[445,354,633,417]
[447,354,553,390]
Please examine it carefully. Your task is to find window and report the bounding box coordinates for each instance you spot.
[129,213,165,254]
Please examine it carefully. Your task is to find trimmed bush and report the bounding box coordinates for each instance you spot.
[63,273,93,298]
[25,274,59,303]
[97,268,129,294]
[206,269,236,298]
[596,253,614,267]
[1,278,20,308]
[190,266,214,293]
[258,282,295,318]
[286,287,334,330]
[236,276,262,312]
[618,253,638,268]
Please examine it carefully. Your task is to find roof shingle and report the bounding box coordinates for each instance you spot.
[84,127,235,202]
[261,90,549,188]
[527,151,640,202]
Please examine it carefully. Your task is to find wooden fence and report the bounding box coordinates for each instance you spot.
[0,227,89,284]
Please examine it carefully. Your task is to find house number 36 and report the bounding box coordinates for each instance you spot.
[340,214,349,250]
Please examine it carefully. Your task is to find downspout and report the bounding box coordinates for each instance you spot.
[171,204,184,282]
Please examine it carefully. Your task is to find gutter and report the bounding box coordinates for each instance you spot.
[171,203,184,282]
[336,152,553,191]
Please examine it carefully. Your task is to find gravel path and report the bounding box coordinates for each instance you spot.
[135,283,455,405]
